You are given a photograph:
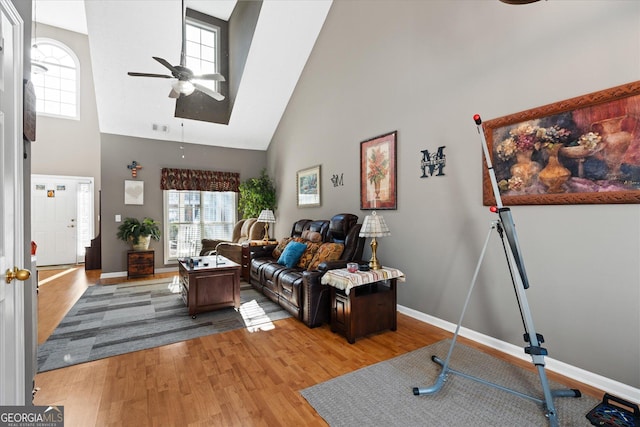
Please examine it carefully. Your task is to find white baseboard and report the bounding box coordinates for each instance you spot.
[398,304,639,404]
[99,266,177,280]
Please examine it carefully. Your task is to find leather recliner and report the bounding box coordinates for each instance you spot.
[249,213,365,327]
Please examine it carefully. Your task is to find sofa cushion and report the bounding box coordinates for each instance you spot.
[297,242,322,269]
[272,237,292,259]
[277,241,307,268]
[307,243,344,270]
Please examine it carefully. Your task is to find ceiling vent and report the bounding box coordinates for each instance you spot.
[152,123,170,133]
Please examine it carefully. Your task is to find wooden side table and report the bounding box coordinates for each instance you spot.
[127,250,154,279]
[322,267,405,344]
[241,240,277,280]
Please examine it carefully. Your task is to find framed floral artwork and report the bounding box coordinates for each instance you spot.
[360,131,397,210]
[482,80,640,205]
[297,165,321,207]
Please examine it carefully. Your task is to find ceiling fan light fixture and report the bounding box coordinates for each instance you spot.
[172,80,195,96]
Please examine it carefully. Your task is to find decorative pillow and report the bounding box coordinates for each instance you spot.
[301,230,323,243]
[277,241,307,268]
[307,243,344,271]
[297,242,322,269]
[272,237,292,259]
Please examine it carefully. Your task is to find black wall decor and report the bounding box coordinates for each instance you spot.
[420,146,446,178]
[331,173,344,187]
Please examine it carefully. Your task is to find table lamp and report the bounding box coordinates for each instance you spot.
[257,209,276,241]
[359,211,391,270]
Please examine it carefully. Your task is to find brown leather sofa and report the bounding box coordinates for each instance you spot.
[249,213,365,327]
[200,218,265,264]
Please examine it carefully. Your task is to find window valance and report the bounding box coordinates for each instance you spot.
[160,168,240,192]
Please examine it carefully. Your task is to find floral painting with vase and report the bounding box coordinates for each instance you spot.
[360,131,397,210]
[482,80,640,205]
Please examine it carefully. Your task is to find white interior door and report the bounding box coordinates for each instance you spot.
[32,176,79,266]
[0,0,26,405]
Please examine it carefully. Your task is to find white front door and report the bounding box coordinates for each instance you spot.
[32,176,79,266]
[0,0,26,405]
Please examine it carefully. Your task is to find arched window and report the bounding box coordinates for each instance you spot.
[31,39,80,119]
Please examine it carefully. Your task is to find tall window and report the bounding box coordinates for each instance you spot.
[186,17,219,93]
[164,190,237,262]
[31,39,79,119]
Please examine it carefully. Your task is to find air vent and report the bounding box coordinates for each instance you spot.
[152,123,170,133]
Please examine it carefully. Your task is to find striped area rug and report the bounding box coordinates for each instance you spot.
[38,278,291,372]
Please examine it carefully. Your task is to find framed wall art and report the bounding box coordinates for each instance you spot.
[482,80,640,205]
[297,165,321,207]
[124,180,144,205]
[360,130,397,210]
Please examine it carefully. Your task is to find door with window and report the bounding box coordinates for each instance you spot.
[31,175,94,266]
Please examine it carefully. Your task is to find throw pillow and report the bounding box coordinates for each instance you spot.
[307,243,344,270]
[277,241,307,268]
[297,242,322,269]
[301,230,323,243]
[272,237,292,259]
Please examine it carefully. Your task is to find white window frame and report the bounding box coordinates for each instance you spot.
[163,190,237,264]
[185,17,220,93]
[31,37,80,120]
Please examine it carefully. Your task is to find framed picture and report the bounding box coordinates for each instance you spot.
[124,180,144,205]
[360,131,397,210]
[482,80,640,205]
[297,165,321,207]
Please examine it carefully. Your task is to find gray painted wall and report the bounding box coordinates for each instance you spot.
[267,0,640,388]
[100,133,266,274]
[30,23,101,231]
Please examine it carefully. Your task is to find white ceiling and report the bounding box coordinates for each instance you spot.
[33,0,332,151]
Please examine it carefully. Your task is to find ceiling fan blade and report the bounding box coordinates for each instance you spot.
[192,73,226,82]
[153,56,179,74]
[192,82,225,101]
[128,72,172,78]
[169,88,181,98]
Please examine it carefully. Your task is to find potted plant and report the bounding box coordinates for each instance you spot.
[117,217,161,251]
[238,169,276,219]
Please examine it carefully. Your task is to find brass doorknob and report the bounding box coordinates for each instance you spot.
[5,267,31,284]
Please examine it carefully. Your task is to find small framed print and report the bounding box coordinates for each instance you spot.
[296,165,321,208]
[124,180,144,205]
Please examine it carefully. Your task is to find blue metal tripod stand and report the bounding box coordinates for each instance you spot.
[412,115,581,427]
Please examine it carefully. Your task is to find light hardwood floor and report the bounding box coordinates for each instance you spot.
[33,266,602,426]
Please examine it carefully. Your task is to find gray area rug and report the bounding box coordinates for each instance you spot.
[300,340,598,426]
[38,278,291,372]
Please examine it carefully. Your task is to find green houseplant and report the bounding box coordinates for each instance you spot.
[238,169,276,219]
[117,217,161,251]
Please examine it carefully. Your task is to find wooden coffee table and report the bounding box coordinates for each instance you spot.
[178,255,241,318]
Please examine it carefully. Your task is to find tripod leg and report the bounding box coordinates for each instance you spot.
[413,222,498,396]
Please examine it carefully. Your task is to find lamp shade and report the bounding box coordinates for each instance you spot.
[359,211,390,237]
[257,209,276,223]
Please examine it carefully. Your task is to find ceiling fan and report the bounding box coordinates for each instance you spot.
[127,0,226,101]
